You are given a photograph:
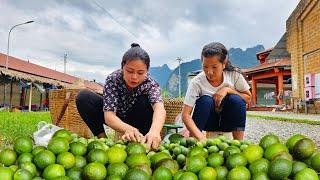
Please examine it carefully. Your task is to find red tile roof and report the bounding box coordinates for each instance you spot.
[256,48,273,60]
[256,48,273,55]
[243,59,291,74]
[0,53,103,93]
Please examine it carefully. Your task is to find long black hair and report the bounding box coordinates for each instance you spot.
[121,43,150,70]
[201,42,248,82]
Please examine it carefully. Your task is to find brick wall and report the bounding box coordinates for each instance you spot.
[287,0,320,103]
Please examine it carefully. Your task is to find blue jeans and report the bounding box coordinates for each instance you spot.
[192,94,246,132]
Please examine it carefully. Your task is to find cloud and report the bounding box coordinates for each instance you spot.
[0,0,300,83]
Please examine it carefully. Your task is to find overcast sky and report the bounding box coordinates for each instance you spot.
[0,0,300,82]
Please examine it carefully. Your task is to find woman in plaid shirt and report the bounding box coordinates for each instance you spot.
[76,43,166,149]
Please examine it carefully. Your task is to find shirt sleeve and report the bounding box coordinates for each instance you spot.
[184,80,200,107]
[103,77,118,112]
[147,80,163,104]
[234,72,250,92]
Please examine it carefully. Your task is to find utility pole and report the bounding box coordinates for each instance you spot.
[177,57,183,98]
[64,53,67,74]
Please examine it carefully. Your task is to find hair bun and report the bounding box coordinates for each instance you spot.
[131,43,140,48]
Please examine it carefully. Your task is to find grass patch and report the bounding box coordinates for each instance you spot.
[247,114,320,125]
[0,112,52,148]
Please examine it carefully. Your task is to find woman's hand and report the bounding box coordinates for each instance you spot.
[121,127,143,142]
[196,133,207,141]
[142,131,161,150]
[213,87,229,109]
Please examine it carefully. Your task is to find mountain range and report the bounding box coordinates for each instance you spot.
[149,44,265,97]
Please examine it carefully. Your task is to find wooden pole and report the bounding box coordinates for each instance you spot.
[252,78,257,105]
[278,74,284,105]
[20,87,26,108]
[9,80,13,109]
[275,81,279,105]
[39,92,42,111]
[28,83,32,112]
[3,82,6,106]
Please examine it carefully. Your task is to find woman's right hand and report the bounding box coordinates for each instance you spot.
[195,132,207,141]
[121,127,143,142]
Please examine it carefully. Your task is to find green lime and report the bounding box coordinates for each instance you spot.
[47,137,69,155]
[66,167,82,180]
[69,142,87,156]
[186,155,207,174]
[268,158,292,180]
[242,145,264,164]
[291,161,307,176]
[126,143,146,155]
[227,166,251,180]
[13,169,33,180]
[107,163,128,178]
[249,158,270,175]
[226,153,247,170]
[19,162,37,177]
[107,146,127,164]
[83,162,107,180]
[0,167,14,179]
[126,154,150,168]
[215,166,228,180]
[14,137,33,154]
[294,168,318,180]
[0,148,17,166]
[87,149,108,165]
[259,134,280,149]
[293,138,316,160]
[286,134,305,153]
[198,166,217,180]
[207,153,224,168]
[178,171,198,180]
[74,155,87,168]
[57,152,76,169]
[42,164,66,179]
[53,129,72,142]
[124,168,150,180]
[17,152,33,164]
[153,166,172,180]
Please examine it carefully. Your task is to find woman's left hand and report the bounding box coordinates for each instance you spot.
[142,131,161,150]
[213,87,229,108]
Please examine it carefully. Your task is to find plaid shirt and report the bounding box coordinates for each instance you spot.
[103,69,162,117]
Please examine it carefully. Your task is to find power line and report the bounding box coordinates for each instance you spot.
[92,0,138,39]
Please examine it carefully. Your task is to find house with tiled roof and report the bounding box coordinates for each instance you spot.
[244,33,292,108]
[245,0,320,114]
[0,53,103,110]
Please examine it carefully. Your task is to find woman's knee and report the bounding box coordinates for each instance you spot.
[196,95,214,106]
[224,94,245,107]
[193,95,214,125]
[76,89,91,106]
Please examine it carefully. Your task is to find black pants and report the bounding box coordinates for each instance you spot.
[75,89,154,136]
